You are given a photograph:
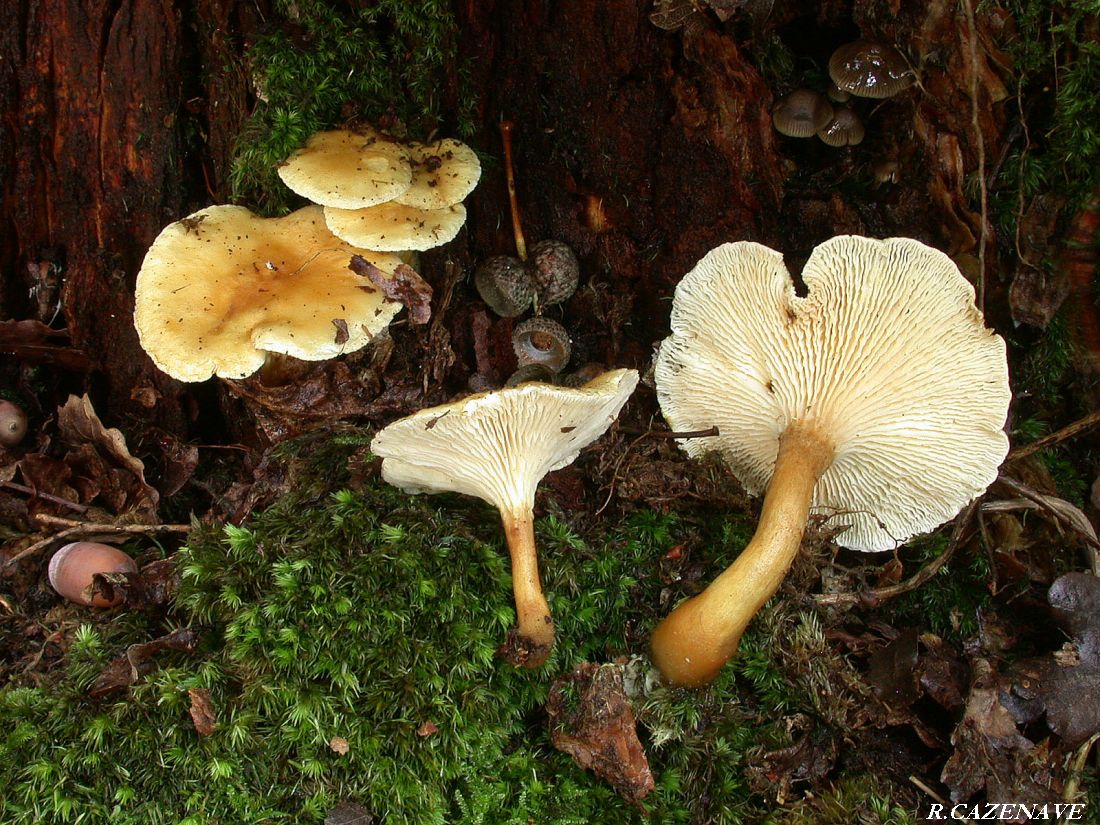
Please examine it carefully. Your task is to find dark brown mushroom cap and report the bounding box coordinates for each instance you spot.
[829,40,914,99]
[0,400,27,447]
[772,89,834,138]
[817,107,865,147]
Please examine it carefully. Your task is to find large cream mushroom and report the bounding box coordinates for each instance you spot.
[134,205,404,382]
[370,369,639,667]
[650,236,1011,686]
[277,128,413,208]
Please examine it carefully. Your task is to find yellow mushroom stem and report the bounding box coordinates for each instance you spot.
[501,505,555,667]
[650,424,836,687]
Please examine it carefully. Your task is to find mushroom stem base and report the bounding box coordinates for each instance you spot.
[650,424,835,687]
[500,506,554,667]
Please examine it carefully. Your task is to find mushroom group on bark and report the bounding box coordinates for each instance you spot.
[650,236,1011,687]
[371,369,639,666]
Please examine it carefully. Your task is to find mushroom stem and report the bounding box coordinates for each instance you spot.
[500,504,554,666]
[498,120,527,261]
[650,424,835,687]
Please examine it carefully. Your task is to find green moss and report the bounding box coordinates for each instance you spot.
[230,0,474,214]
[992,0,1100,235]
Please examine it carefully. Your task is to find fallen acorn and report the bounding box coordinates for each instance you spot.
[48,541,139,607]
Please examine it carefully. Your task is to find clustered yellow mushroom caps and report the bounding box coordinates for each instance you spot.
[649,236,1011,687]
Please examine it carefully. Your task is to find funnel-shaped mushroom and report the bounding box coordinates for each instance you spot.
[651,236,1010,686]
[371,369,639,666]
[134,205,404,382]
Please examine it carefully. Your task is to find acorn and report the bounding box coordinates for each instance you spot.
[48,542,138,607]
[475,255,535,317]
[0,400,27,447]
[504,363,557,387]
[512,317,572,373]
[527,240,580,310]
[559,362,608,388]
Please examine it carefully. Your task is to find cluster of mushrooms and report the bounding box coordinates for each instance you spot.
[133,127,481,382]
[772,40,915,147]
[125,126,1012,688]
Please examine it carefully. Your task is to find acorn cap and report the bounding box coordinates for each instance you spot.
[278,128,413,208]
[393,138,481,210]
[817,107,865,147]
[371,369,638,513]
[527,240,580,308]
[828,40,915,99]
[772,89,834,138]
[475,256,535,317]
[134,205,404,382]
[513,317,572,372]
[324,202,467,252]
[655,236,1010,552]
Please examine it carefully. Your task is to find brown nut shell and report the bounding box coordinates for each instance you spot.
[828,40,914,99]
[0,400,28,447]
[475,256,535,317]
[48,542,138,607]
[512,317,572,372]
[527,240,580,309]
[772,89,833,138]
[504,364,557,387]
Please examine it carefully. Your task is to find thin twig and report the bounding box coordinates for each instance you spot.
[498,120,527,261]
[3,519,191,569]
[995,475,1100,550]
[615,426,719,440]
[1063,733,1100,805]
[812,500,977,608]
[1007,408,1100,461]
[0,480,89,514]
[962,0,989,311]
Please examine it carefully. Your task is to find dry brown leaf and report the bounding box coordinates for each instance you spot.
[188,687,217,736]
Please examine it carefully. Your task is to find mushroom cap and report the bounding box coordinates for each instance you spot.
[829,40,915,99]
[324,202,467,251]
[277,128,413,208]
[393,138,481,210]
[134,205,403,382]
[371,369,639,514]
[772,89,834,138]
[817,107,865,147]
[655,236,1010,552]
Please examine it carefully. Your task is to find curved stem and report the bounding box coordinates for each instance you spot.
[650,425,835,687]
[500,504,554,667]
[498,120,527,261]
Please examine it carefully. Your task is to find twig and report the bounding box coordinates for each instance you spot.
[994,475,1100,551]
[812,500,977,608]
[0,480,89,514]
[498,120,527,261]
[1007,408,1100,461]
[3,518,191,569]
[615,426,719,439]
[908,774,949,807]
[962,0,989,311]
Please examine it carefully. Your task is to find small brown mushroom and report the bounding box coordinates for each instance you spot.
[48,542,138,607]
[828,40,915,99]
[0,400,28,447]
[772,89,834,138]
[817,107,865,147]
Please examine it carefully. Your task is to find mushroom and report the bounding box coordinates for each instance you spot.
[650,236,1011,686]
[134,205,404,382]
[828,40,915,99]
[817,106,865,147]
[393,138,481,210]
[48,542,138,607]
[371,369,639,666]
[324,201,467,252]
[278,128,413,208]
[0,400,27,447]
[772,89,833,138]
